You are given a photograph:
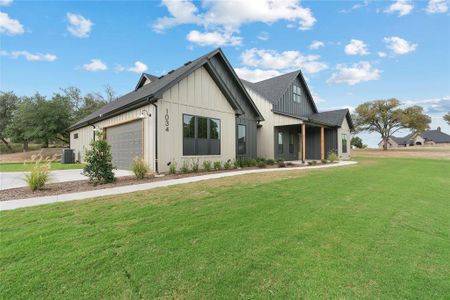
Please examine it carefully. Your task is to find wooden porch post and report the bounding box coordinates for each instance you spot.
[320,127,325,160]
[302,124,306,162]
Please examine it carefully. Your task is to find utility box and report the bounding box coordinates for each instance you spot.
[61,149,75,164]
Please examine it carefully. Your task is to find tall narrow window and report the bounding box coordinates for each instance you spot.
[278,132,283,154]
[342,134,348,153]
[183,114,221,156]
[289,133,294,153]
[293,84,301,103]
[237,125,246,155]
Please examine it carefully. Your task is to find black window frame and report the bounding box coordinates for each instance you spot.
[278,131,284,154]
[237,124,247,155]
[342,134,348,153]
[183,114,221,156]
[293,84,301,103]
[74,133,78,139]
[289,132,294,154]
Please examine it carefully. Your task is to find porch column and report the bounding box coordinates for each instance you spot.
[301,124,306,162]
[320,127,325,160]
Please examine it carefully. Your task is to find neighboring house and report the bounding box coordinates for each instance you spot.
[69,48,353,172]
[242,72,353,161]
[378,127,450,149]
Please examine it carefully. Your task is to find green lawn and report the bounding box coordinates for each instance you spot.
[1,158,449,298]
[0,162,84,172]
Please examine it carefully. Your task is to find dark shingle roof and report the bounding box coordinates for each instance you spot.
[69,49,262,131]
[391,129,450,145]
[309,109,354,129]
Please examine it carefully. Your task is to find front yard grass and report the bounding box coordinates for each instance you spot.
[0,162,84,172]
[1,157,449,298]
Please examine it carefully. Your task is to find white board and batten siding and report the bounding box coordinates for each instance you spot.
[157,66,236,173]
[245,87,303,159]
[337,118,352,160]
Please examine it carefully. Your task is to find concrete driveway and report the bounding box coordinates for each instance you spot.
[0,169,133,190]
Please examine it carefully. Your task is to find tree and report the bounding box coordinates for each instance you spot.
[351,136,366,149]
[5,97,36,151]
[444,112,450,125]
[82,132,115,184]
[0,91,19,151]
[354,99,431,150]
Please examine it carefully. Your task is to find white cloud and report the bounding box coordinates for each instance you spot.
[0,0,13,6]
[403,96,450,115]
[384,0,413,16]
[153,0,317,38]
[66,13,93,38]
[384,36,417,55]
[241,48,328,74]
[378,51,387,58]
[426,0,448,14]
[235,67,281,82]
[309,40,324,50]
[339,0,369,13]
[186,30,242,47]
[0,12,24,35]
[1,50,57,61]
[344,39,370,56]
[127,61,148,73]
[83,59,107,71]
[257,31,269,41]
[327,61,381,85]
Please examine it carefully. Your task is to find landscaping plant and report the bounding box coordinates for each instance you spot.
[203,160,212,172]
[257,161,267,168]
[169,161,177,174]
[223,160,232,170]
[233,160,240,169]
[24,153,53,191]
[131,157,151,179]
[214,161,222,170]
[277,159,286,168]
[180,160,190,173]
[82,132,115,184]
[328,150,338,162]
[191,159,199,173]
[266,159,275,166]
[321,159,328,164]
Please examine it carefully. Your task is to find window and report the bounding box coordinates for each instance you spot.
[293,84,301,103]
[342,134,348,153]
[289,133,294,153]
[237,125,246,155]
[278,132,283,154]
[74,133,78,139]
[183,114,221,156]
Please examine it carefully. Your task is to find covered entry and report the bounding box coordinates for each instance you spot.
[105,120,143,170]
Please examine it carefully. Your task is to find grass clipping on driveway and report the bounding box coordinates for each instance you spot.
[1,158,449,298]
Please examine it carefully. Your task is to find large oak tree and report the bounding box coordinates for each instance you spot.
[354,99,431,150]
[444,112,450,125]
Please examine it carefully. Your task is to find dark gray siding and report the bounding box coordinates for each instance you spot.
[324,128,338,159]
[209,54,259,159]
[305,126,321,160]
[274,125,300,161]
[273,77,316,118]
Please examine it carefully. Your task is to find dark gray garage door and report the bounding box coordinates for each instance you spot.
[106,120,143,170]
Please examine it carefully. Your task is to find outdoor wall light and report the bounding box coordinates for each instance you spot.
[140,109,151,118]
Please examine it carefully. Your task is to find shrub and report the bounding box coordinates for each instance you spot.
[321,159,328,164]
[277,159,286,168]
[203,160,212,172]
[248,159,257,167]
[233,160,240,169]
[25,154,51,191]
[169,161,177,174]
[223,160,232,170]
[266,159,275,165]
[214,161,222,170]
[257,161,267,168]
[132,157,150,179]
[328,150,338,162]
[180,160,190,173]
[83,133,115,184]
[191,159,200,172]
[307,160,318,166]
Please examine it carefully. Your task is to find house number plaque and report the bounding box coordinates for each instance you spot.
[165,109,170,132]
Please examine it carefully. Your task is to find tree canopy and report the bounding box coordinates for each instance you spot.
[354,99,431,150]
[351,136,366,149]
[444,112,450,125]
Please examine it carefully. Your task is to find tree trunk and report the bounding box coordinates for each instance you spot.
[1,138,13,151]
[42,139,49,148]
[383,136,389,151]
[23,140,29,152]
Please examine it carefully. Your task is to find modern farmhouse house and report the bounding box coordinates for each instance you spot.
[69,49,353,172]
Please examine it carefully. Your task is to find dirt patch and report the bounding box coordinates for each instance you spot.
[0,165,307,201]
[0,148,64,163]
[353,147,450,160]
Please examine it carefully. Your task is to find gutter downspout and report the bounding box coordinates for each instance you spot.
[91,124,96,141]
[150,102,158,174]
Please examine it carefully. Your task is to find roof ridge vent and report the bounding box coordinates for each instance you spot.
[168,69,175,74]
[184,61,192,66]
[158,75,164,79]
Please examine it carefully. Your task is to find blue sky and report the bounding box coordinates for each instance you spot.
[1,0,449,147]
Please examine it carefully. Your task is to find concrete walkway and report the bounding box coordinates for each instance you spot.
[0,169,133,190]
[0,161,357,211]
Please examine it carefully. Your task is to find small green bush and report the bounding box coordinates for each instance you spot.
[248,159,257,167]
[233,160,240,169]
[307,160,318,166]
[257,161,267,168]
[223,160,232,170]
[83,133,115,184]
[328,150,338,162]
[180,160,190,173]
[169,161,177,174]
[203,160,212,172]
[25,159,50,191]
[214,161,222,170]
[266,159,275,165]
[191,159,199,172]
[131,157,150,179]
[321,159,328,164]
[277,159,286,168]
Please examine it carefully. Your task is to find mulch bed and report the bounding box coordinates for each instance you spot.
[0,165,302,201]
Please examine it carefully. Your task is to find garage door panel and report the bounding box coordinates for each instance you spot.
[106,120,143,170]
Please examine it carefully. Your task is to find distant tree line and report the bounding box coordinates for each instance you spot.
[0,86,116,151]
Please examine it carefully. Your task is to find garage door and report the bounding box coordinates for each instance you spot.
[106,120,143,170]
